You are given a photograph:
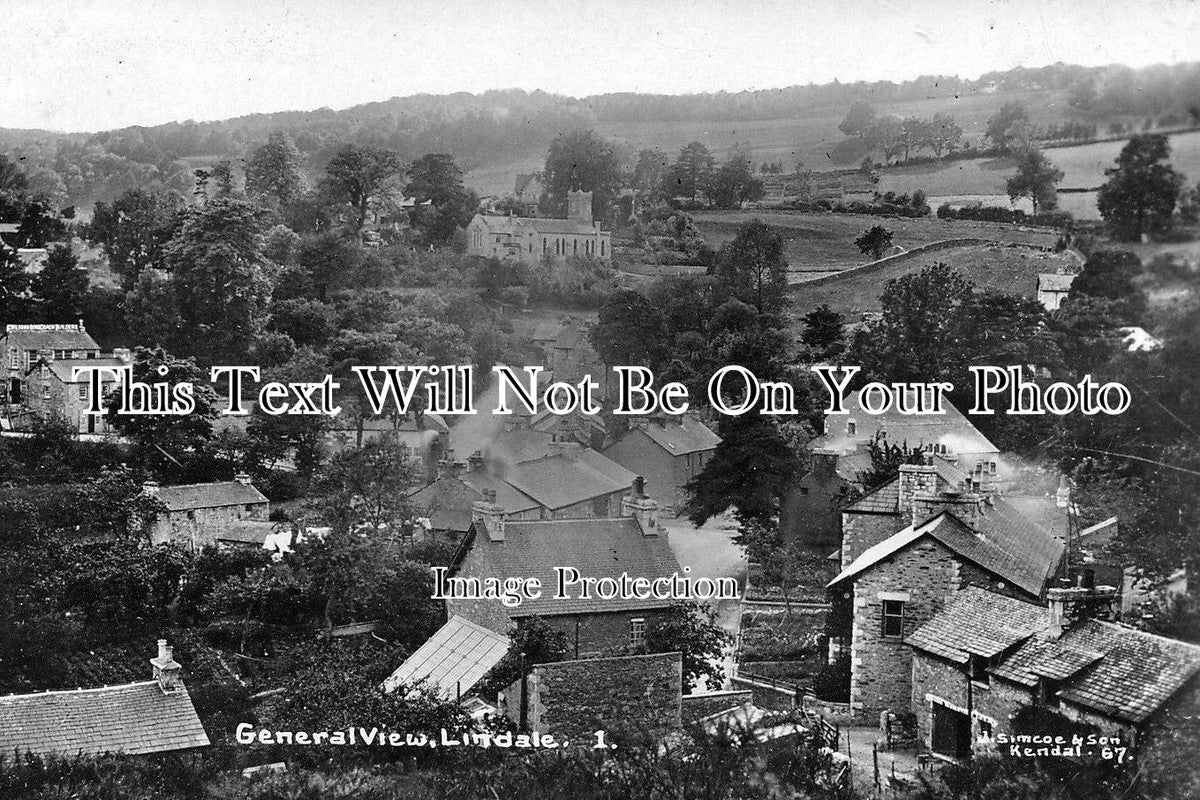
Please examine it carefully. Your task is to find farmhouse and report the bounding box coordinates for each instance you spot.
[908,585,1200,764]
[0,640,209,758]
[467,190,611,264]
[1036,272,1076,311]
[142,475,270,550]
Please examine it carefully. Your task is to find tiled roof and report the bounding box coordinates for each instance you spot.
[153,481,268,511]
[486,429,556,463]
[0,681,210,757]
[3,325,100,353]
[381,616,509,699]
[459,517,682,617]
[829,500,1064,597]
[907,586,1048,663]
[834,449,875,481]
[813,390,997,458]
[630,416,721,456]
[44,357,126,383]
[523,217,602,236]
[215,520,280,546]
[504,449,636,510]
[408,471,541,521]
[844,478,900,514]
[1038,273,1076,292]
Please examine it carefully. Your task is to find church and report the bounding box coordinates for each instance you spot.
[467,190,611,264]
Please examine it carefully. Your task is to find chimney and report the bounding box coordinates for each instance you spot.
[142,480,160,496]
[621,477,660,535]
[911,488,983,530]
[234,472,252,486]
[472,488,506,542]
[112,347,132,364]
[1042,583,1119,640]
[150,639,183,693]
[467,451,486,472]
[77,318,85,332]
[897,464,938,514]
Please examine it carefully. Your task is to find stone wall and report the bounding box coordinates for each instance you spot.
[523,651,683,741]
[841,510,904,568]
[148,502,269,550]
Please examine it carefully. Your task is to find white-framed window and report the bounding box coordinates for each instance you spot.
[77,383,87,401]
[8,349,16,370]
[42,384,51,400]
[881,599,904,637]
[629,617,646,647]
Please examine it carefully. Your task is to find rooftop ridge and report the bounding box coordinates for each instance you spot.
[0,680,161,700]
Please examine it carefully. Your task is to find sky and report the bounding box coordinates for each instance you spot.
[3,0,1199,132]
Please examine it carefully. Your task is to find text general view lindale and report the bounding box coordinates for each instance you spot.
[67,363,1133,419]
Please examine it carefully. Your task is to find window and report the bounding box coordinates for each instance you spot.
[42,384,51,400]
[543,237,547,253]
[8,349,15,370]
[629,618,646,647]
[978,718,994,740]
[77,383,87,401]
[847,419,857,436]
[186,510,196,520]
[244,503,254,512]
[573,239,578,255]
[601,240,606,257]
[881,600,904,637]
[799,487,810,496]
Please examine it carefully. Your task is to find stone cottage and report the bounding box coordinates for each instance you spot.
[2,321,101,405]
[143,475,270,550]
[602,414,721,512]
[21,349,131,435]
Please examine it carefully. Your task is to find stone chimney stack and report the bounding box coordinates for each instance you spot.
[234,472,252,486]
[112,347,133,364]
[567,190,593,224]
[897,464,938,515]
[621,476,660,535]
[1042,580,1119,640]
[472,488,506,542]
[150,639,183,693]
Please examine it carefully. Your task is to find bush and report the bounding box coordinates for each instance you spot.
[812,653,850,702]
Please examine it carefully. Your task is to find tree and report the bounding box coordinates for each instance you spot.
[985,101,1032,152]
[404,153,478,244]
[899,116,927,162]
[13,200,66,249]
[163,197,273,362]
[477,616,572,698]
[712,219,788,314]
[1006,146,1064,215]
[0,244,31,323]
[838,100,876,138]
[646,602,731,692]
[633,147,669,192]
[800,304,846,357]
[1097,134,1184,241]
[925,114,963,160]
[590,288,668,367]
[86,189,183,288]
[320,143,405,235]
[0,152,28,221]
[314,433,417,534]
[869,116,905,163]
[1067,249,1147,324]
[706,159,765,209]
[245,131,305,209]
[666,141,717,202]
[123,268,183,350]
[685,413,800,526]
[31,244,89,321]
[542,130,622,221]
[854,225,893,259]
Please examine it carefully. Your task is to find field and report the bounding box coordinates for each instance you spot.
[879,129,1200,219]
[464,89,1069,197]
[786,242,1081,319]
[692,210,1061,277]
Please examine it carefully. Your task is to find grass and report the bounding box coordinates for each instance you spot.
[692,210,1062,275]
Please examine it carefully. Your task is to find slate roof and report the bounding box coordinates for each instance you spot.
[911,588,1200,725]
[381,616,509,699]
[44,357,126,383]
[844,477,901,514]
[906,585,1049,663]
[0,681,210,757]
[458,517,682,617]
[3,325,100,353]
[829,499,1064,597]
[215,520,280,546]
[813,390,997,458]
[1038,273,1076,292]
[629,417,721,456]
[153,481,268,512]
[504,448,636,510]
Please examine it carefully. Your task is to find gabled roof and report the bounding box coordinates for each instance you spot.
[504,448,636,510]
[844,477,900,514]
[3,324,100,353]
[829,499,1064,597]
[1038,273,1076,292]
[215,520,280,547]
[408,470,542,522]
[458,517,681,617]
[153,481,268,512]
[911,588,1200,725]
[813,390,997,458]
[40,357,126,383]
[906,585,1048,663]
[623,417,721,456]
[0,681,210,757]
[382,616,509,699]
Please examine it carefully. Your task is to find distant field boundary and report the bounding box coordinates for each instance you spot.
[793,238,1054,289]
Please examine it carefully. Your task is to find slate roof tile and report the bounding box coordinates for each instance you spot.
[154,481,268,512]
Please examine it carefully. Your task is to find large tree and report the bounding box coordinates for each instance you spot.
[245,131,305,210]
[404,153,478,244]
[87,189,183,287]
[1097,134,1185,241]
[838,100,877,138]
[319,143,405,235]
[31,244,89,321]
[542,130,622,222]
[665,141,717,202]
[985,101,1032,153]
[1006,145,1064,215]
[685,413,800,526]
[925,114,963,160]
[712,219,788,314]
[855,225,894,259]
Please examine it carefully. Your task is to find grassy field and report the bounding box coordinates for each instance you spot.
[692,210,1061,275]
[785,242,1080,319]
[464,89,1069,197]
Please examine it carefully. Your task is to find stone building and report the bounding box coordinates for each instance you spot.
[824,463,1065,721]
[2,321,101,405]
[143,475,270,550]
[22,349,131,435]
[444,479,684,656]
[908,585,1200,765]
[602,414,721,513]
[466,190,611,264]
[1037,272,1076,311]
[0,639,209,757]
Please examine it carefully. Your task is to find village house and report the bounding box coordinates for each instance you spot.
[142,474,270,550]
[2,321,102,405]
[21,348,131,435]
[466,190,612,264]
[0,640,209,757]
[1037,272,1076,311]
[602,414,721,512]
[781,389,1000,549]
[443,478,683,656]
[824,461,1066,721]
[908,584,1200,765]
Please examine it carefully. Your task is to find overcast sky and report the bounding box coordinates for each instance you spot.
[4,0,1198,132]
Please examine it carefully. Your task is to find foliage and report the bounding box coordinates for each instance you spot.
[985,101,1032,153]
[665,141,717,202]
[1097,134,1185,241]
[542,130,622,222]
[320,143,406,234]
[31,243,89,321]
[854,225,893,259]
[1066,249,1146,324]
[476,616,572,699]
[686,414,800,526]
[1006,145,1064,215]
[245,130,305,210]
[404,153,478,245]
[800,304,846,359]
[645,601,731,692]
[87,189,184,287]
[712,219,788,314]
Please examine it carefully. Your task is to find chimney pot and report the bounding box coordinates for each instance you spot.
[150,638,182,692]
[234,472,251,486]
